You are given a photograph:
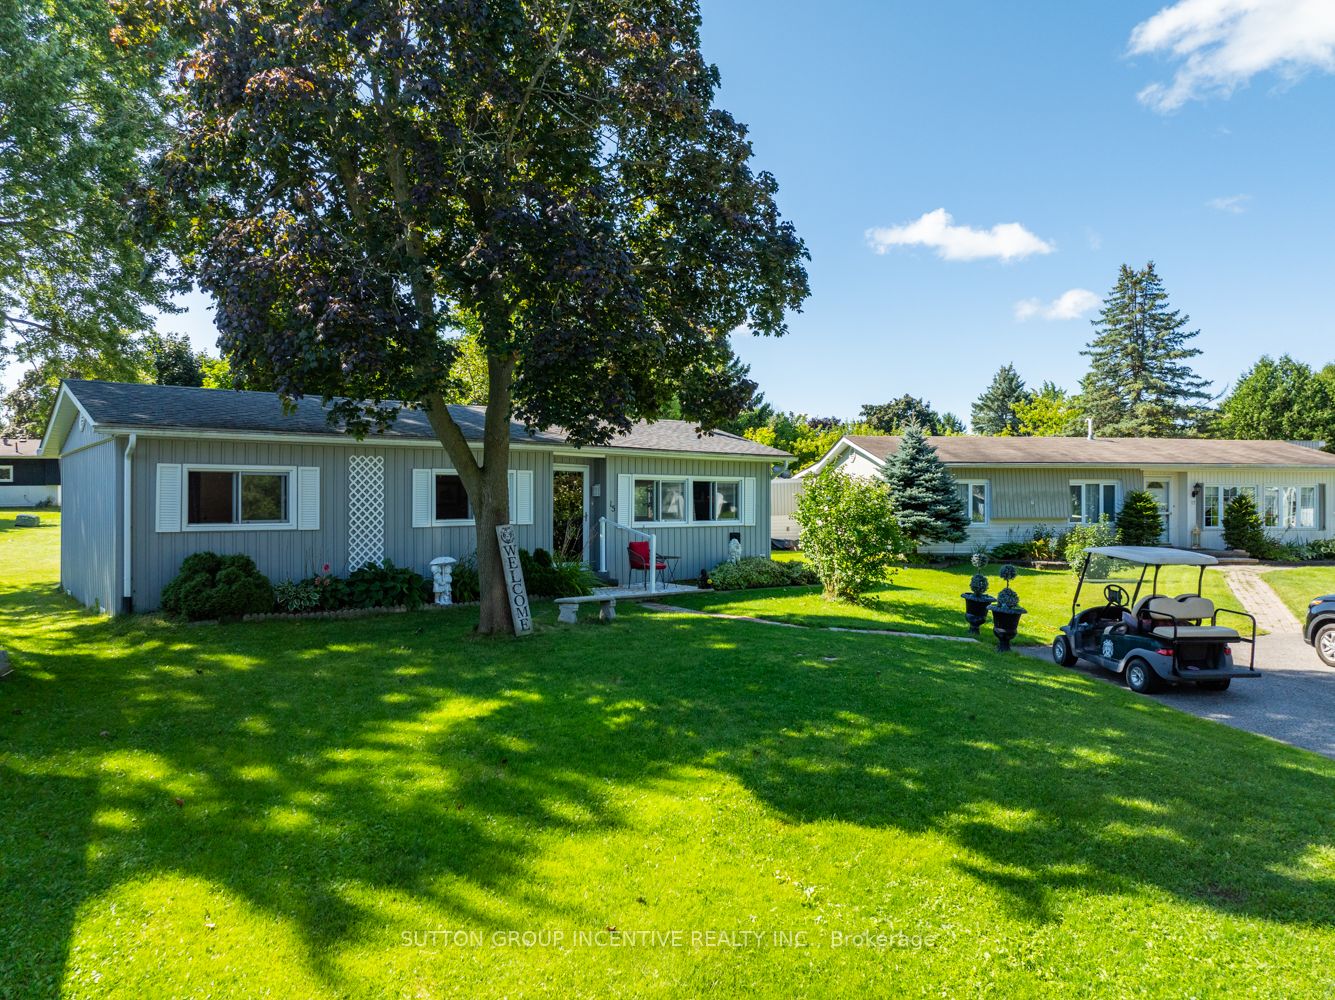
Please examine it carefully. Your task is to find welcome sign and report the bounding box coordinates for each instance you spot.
[495,524,533,636]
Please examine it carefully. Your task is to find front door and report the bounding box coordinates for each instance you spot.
[1146,480,1170,543]
[552,467,589,564]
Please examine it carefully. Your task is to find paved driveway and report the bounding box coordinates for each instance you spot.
[1024,633,1335,760]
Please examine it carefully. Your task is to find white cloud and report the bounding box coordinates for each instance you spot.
[1014,288,1101,322]
[1207,193,1251,213]
[865,208,1054,262]
[1129,0,1335,112]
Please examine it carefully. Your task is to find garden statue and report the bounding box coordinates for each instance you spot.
[728,537,743,563]
[429,556,458,607]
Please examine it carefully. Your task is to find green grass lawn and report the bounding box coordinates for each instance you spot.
[1262,565,1335,621]
[4,513,1335,997]
[676,558,1247,647]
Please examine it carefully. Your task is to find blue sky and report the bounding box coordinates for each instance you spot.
[144,1,1335,425]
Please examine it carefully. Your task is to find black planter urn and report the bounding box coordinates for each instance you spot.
[991,606,1026,652]
[961,594,995,635]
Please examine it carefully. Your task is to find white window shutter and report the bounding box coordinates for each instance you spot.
[515,470,534,525]
[741,477,757,526]
[296,467,320,530]
[617,474,633,526]
[507,470,517,522]
[156,464,182,533]
[411,468,433,528]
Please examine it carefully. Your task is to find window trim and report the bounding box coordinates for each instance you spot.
[1202,483,1320,531]
[631,475,745,527]
[0,464,12,483]
[1068,479,1120,525]
[956,479,989,526]
[182,463,297,531]
[429,468,475,527]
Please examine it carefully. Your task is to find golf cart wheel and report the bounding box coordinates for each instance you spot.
[1199,678,1231,691]
[1124,658,1160,694]
[1317,624,1335,668]
[1052,635,1078,667]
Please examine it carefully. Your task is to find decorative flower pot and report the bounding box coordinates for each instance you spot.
[991,607,1026,652]
[962,594,995,635]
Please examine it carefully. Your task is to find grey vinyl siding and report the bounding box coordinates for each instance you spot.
[916,466,1145,555]
[130,437,554,611]
[955,466,1144,521]
[59,436,121,613]
[602,454,773,584]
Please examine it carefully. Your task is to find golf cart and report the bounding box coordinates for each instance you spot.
[1051,546,1259,693]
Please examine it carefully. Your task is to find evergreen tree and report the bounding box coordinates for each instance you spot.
[1080,262,1211,436]
[1222,492,1267,557]
[1117,490,1164,546]
[881,423,970,550]
[971,364,1029,435]
[938,412,967,435]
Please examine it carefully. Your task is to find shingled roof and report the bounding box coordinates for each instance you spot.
[53,380,789,459]
[838,434,1335,468]
[0,436,43,457]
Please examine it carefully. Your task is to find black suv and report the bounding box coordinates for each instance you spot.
[1304,595,1335,667]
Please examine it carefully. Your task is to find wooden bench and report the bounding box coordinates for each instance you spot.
[554,595,618,624]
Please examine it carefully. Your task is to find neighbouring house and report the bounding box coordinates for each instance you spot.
[40,380,788,614]
[0,435,61,508]
[774,434,1335,552]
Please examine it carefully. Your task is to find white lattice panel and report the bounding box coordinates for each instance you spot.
[348,455,385,572]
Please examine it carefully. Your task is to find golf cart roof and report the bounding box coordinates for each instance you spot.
[1085,546,1219,567]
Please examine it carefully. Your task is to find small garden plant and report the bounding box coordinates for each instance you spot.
[1064,515,1119,578]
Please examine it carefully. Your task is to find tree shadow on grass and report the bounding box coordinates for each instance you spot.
[2,585,1335,994]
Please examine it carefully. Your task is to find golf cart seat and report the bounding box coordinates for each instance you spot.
[1143,595,1241,641]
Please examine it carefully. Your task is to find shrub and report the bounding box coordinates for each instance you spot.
[968,573,990,598]
[161,552,274,620]
[794,469,904,601]
[1223,492,1268,557]
[709,556,818,591]
[346,559,431,609]
[451,553,480,603]
[1064,516,1119,578]
[1117,490,1164,546]
[274,579,322,613]
[988,541,1031,562]
[520,548,595,597]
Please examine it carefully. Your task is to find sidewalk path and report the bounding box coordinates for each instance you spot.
[1222,567,1301,633]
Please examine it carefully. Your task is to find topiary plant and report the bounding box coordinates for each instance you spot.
[969,573,990,598]
[995,564,1024,611]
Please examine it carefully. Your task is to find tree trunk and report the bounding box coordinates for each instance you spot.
[471,467,514,635]
[424,354,518,636]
